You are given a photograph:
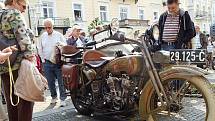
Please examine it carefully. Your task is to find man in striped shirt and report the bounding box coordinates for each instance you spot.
[159,0,196,51]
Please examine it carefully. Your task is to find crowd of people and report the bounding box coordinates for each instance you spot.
[0,0,214,121]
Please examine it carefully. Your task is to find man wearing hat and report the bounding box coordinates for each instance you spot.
[67,24,86,46]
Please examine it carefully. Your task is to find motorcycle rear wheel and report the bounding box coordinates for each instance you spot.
[70,90,93,116]
[139,73,215,121]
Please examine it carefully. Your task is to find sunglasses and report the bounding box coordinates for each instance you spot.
[44,27,52,29]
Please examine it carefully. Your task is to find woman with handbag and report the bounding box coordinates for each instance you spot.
[0,46,15,121]
[0,0,36,121]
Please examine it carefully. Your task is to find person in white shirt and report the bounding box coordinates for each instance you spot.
[192,25,207,49]
[37,18,67,106]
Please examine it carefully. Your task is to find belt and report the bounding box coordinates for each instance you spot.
[45,59,53,63]
[162,42,175,45]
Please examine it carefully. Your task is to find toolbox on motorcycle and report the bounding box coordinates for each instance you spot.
[62,64,79,90]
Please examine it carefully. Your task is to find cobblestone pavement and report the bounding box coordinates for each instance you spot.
[32,91,129,121]
[2,70,215,121]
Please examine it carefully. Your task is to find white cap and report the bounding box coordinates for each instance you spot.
[71,25,82,30]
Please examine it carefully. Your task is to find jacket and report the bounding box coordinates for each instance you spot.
[199,32,207,49]
[67,36,87,46]
[0,9,35,74]
[158,9,196,49]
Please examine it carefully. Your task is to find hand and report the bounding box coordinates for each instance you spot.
[26,55,35,62]
[0,45,18,63]
[0,51,12,63]
[2,45,18,53]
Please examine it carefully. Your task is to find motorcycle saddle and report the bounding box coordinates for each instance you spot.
[85,60,109,68]
[61,45,81,58]
[83,50,109,68]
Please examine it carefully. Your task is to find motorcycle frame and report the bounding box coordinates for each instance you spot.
[85,27,170,108]
[124,36,169,107]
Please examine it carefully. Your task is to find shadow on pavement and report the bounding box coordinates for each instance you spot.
[44,103,57,111]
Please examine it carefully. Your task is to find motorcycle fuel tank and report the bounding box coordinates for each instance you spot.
[104,55,144,76]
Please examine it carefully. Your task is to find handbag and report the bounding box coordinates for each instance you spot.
[14,59,48,102]
[0,10,19,67]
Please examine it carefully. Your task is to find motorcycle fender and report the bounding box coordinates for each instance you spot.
[139,65,210,120]
[161,65,209,78]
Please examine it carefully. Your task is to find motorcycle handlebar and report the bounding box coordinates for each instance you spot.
[85,41,97,46]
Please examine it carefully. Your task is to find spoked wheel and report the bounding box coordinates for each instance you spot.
[70,89,93,115]
[139,73,215,121]
[212,58,215,70]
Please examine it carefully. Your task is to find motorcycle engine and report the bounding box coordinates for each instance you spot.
[104,74,135,110]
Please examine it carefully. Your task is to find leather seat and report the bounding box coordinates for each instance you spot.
[83,50,108,68]
[61,45,81,58]
[85,60,109,68]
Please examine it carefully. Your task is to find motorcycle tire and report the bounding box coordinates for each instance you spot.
[70,90,93,116]
[212,59,215,70]
[139,72,215,121]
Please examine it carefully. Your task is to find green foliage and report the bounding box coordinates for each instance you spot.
[88,17,103,32]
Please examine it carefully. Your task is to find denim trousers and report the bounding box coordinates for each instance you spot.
[43,61,66,101]
[161,44,176,51]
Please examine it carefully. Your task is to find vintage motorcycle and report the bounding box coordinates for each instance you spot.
[61,19,215,121]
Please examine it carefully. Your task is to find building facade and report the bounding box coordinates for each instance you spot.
[3,0,214,35]
[212,0,215,24]
[25,0,165,35]
[180,0,213,34]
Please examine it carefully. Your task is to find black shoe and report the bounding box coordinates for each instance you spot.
[2,95,6,104]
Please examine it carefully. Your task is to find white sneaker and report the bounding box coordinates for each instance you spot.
[60,100,66,107]
[51,97,58,104]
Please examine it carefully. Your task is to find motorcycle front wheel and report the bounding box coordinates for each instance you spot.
[139,73,215,121]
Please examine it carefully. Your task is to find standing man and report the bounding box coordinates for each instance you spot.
[192,25,207,49]
[67,24,86,47]
[159,0,196,51]
[38,18,67,106]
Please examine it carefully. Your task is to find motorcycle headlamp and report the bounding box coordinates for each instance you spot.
[152,24,159,41]
[110,18,119,32]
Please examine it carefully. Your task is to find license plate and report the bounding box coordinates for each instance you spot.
[170,49,206,63]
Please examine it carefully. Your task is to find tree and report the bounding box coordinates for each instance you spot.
[88,17,103,32]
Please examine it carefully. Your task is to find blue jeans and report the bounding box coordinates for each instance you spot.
[43,61,66,101]
[161,44,176,51]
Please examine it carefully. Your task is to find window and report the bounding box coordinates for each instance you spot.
[73,4,83,21]
[139,9,144,20]
[100,6,108,21]
[120,7,128,20]
[153,12,158,20]
[196,4,200,16]
[42,2,54,18]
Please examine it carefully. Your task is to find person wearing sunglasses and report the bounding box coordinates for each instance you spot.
[37,18,67,107]
[0,0,36,121]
